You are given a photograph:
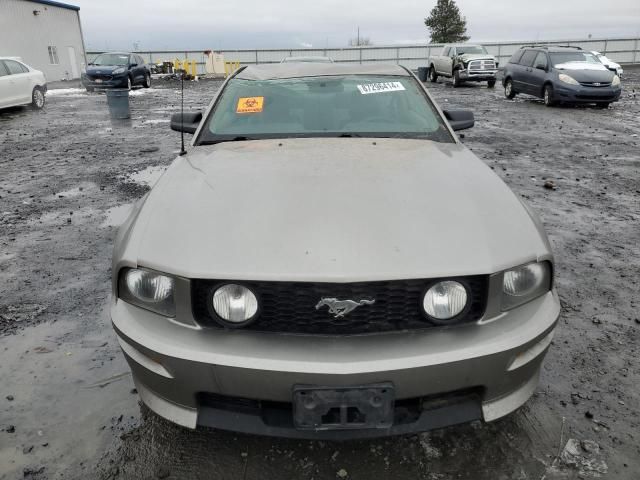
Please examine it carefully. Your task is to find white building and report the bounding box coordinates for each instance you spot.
[0,0,87,81]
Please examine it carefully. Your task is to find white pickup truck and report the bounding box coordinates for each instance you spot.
[427,44,498,88]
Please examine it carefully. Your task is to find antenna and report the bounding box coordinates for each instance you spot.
[179,69,186,156]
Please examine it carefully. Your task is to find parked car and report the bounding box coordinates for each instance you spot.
[281,56,334,63]
[112,63,559,439]
[0,57,47,109]
[591,51,624,76]
[427,44,498,88]
[81,52,150,92]
[502,46,621,108]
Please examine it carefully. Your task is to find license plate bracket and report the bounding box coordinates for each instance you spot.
[293,383,394,430]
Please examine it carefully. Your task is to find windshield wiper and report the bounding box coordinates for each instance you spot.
[201,136,257,145]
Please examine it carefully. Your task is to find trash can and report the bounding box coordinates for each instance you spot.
[417,67,428,82]
[106,89,130,119]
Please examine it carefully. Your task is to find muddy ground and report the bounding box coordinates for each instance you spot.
[1,70,639,480]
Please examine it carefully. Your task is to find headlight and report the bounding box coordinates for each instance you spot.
[118,268,175,317]
[422,281,468,322]
[559,74,579,85]
[113,67,126,75]
[502,261,552,311]
[211,284,258,326]
[612,75,620,86]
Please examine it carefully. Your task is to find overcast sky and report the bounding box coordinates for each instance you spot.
[71,0,640,51]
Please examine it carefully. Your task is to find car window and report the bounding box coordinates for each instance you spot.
[136,55,144,65]
[0,62,9,76]
[443,47,450,56]
[200,75,453,144]
[92,54,129,66]
[4,60,28,75]
[508,50,525,64]
[533,52,548,69]
[519,50,538,67]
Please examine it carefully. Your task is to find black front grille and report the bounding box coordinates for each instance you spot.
[579,82,611,87]
[88,74,113,81]
[191,276,488,335]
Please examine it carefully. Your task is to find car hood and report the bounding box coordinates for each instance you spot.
[458,53,495,62]
[126,138,550,281]
[86,65,124,74]
[554,63,615,82]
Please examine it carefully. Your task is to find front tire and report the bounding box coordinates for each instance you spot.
[504,79,516,99]
[86,87,94,93]
[428,66,438,83]
[31,87,45,109]
[487,79,496,88]
[144,73,151,88]
[543,84,555,107]
[452,70,461,88]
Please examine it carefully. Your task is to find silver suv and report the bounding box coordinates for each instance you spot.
[111,63,560,439]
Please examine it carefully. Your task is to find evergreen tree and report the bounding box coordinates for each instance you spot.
[425,0,470,43]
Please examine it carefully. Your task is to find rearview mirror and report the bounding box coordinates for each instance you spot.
[170,112,203,134]
[443,109,474,131]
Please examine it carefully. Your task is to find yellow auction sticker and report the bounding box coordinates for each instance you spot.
[236,96,264,114]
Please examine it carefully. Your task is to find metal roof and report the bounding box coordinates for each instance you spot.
[236,63,410,80]
[28,0,80,11]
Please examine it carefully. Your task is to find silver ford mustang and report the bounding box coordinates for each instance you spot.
[111,63,560,439]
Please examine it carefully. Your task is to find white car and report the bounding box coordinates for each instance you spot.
[0,57,47,109]
[591,51,624,77]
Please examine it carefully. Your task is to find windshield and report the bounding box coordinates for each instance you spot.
[199,75,453,144]
[457,46,488,55]
[550,52,600,66]
[92,54,129,66]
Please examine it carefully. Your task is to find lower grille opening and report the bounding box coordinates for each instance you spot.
[197,388,484,429]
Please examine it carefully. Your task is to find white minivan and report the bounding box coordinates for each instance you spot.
[0,57,47,110]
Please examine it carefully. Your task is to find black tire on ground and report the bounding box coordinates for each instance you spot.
[452,69,461,88]
[428,66,438,83]
[86,87,94,93]
[543,84,555,107]
[487,79,496,88]
[144,73,151,88]
[504,79,516,99]
[595,102,610,109]
[31,87,45,109]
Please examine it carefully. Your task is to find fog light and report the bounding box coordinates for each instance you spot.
[423,281,468,321]
[212,284,258,325]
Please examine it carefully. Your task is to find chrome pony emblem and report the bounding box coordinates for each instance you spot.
[315,298,375,318]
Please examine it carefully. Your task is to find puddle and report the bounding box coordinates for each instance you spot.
[124,165,167,187]
[101,203,134,228]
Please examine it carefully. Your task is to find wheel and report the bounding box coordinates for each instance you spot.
[595,102,610,109]
[543,84,555,106]
[452,70,461,88]
[86,87,94,93]
[504,79,516,99]
[428,66,438,83]
[143,73,151,88]
[487,79,496,88]
[127,76,132,90]
[31,87,45,109]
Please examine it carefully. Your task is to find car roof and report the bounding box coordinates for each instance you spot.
[282,56,333,62]
[236,63,410,80]
[521,45,585,53]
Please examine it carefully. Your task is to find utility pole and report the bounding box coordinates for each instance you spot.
[357,26,360,46]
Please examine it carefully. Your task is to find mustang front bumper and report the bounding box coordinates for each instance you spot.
[111,288,560,439]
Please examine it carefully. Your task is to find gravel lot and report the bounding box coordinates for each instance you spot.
[1,70,639,480]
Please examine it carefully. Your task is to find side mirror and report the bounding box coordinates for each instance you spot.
[535,64,546,71]
[170,111,203,134]
[129,63,138,68]
[443,109,474,131]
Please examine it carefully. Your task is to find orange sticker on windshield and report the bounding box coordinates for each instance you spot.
[236,96,264,114]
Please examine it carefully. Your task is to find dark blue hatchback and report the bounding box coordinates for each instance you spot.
[502,46,621,108]
[82,52,151,92]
